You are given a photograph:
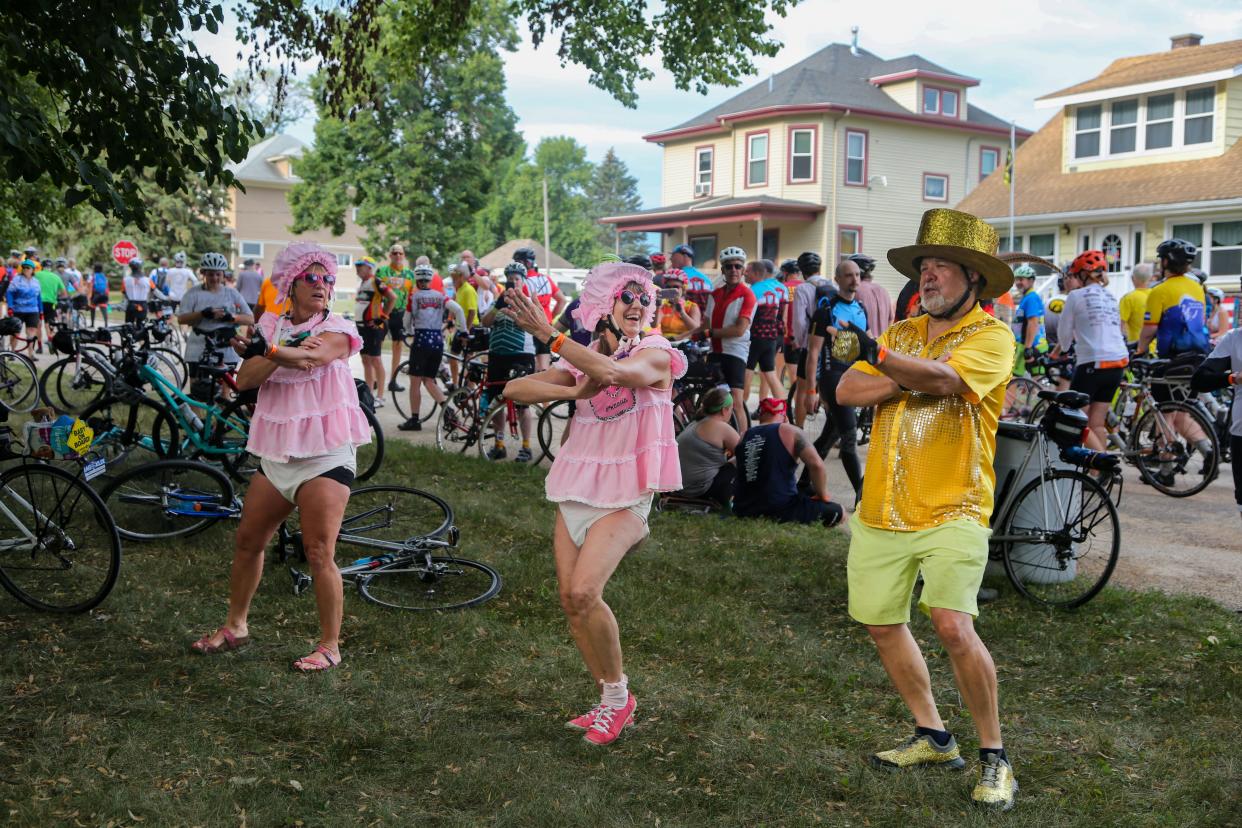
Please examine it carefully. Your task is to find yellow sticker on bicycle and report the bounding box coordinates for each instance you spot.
[66,420,94,456]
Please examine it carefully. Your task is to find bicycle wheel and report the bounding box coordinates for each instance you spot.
[391,360,442,424]
[81,396,179,472]
[1127,401,1218,497]
[207,397,258,485]
[435,390,478,453]
[1002,377,1043,422]
[537,399,573,463]
[40,355,108,414]
[147,348,188,390]
[284,485,453,548]
[996,469,1119,609]
[1025,397,1052,425]
[356,405,385,482]
[359,555,501,610]
[478,400,543,463]
[0,351,38,413]
[99,459,236,542]
[0,463,122,613]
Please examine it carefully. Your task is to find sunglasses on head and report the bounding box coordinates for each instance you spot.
[617,289,652,308]
[296,271,337,286]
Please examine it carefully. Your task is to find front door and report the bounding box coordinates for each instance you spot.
[1092,226,1129,274]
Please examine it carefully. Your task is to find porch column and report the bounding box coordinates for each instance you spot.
[681,226,689,245]
[756,216,764,260]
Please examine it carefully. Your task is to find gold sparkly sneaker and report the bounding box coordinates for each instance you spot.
[869,732,967,771]
[972,754,1018,810]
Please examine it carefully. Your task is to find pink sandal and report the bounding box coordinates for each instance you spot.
[190,627,250,655]
[292,645,341,673]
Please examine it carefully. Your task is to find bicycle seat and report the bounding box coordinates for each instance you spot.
[1037,389,1090,409]
[997,420,1041,441]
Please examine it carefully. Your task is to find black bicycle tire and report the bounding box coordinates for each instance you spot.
[1127,400,1218,497]
[80,395,180,468]
[358,556,501,611]
[998,468,1120,609]
[0,463,122,613]
[148,347,188,390]
[356,405,385,482]
[0,350,39,413]
[1025,397,1052,425]
[39,355,106,414]
[208,396,258,485]
[477,400,544,463]
[99,459,235,542]
[1002,376,1043,422]
[435,389,478,453]
[537,399,572,462]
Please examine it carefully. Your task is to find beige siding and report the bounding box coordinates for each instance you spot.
[661,141,698,204]
[1225,76,1242,148]
[881,80,919,112]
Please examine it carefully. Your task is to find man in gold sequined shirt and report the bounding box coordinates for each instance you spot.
[836,208,1019,811]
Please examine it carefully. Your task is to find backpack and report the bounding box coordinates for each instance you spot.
[1165,296,1210,356]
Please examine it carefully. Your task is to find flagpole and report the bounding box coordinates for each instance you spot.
[1008,120,1016,252]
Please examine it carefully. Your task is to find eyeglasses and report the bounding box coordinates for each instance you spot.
[296,272,337,286]
[618,289,652,308]
[722,262,745,271]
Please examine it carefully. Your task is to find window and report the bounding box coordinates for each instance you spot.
[1101,234,1124,273]
[942,90,959,117]
[689,234,717,267]
[1170,222,1209,270]
[1145,93,1175,149]
[1109,99,1138,154]
[1184,86,1215,145]
[746,132,768,187]
[762,228,780,261]
[844,129,867,186]
[335,253,352,267]
[1028,233,1055,258]
[788,127,816,183]
[239,241,263,258]
[1210,220,1242,276]
[1000,236,1023,254]
[922,173,948,202]
[923,87,940,114]
[838,226,862,257]
[922,86,959,117]
[695,146,713,197]
[1074,105,1102,158]
[350,207,360,222]
[980,146,1000,178]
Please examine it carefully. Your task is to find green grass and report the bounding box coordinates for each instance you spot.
[1,444,1239,826]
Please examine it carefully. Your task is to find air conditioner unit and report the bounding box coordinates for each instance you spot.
[694,183,710,198]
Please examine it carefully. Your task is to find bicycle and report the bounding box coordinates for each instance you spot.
[1002,354,1072,422]
[276,485,502,611]
[40,320,186,414]
[434,360,545,463]
[672,341,739,433]
[99,458,239,542]
[0,319,39,413]
[989,389,1121,608]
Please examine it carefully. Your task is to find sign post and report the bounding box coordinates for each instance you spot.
[111,240,139,265]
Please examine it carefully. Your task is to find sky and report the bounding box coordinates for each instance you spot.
[197,0,1242,210]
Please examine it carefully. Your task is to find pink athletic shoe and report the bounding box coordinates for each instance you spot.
[565,703,603,731]
[582,693,636,746]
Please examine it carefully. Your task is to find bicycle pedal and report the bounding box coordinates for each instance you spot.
[290,570,312,595]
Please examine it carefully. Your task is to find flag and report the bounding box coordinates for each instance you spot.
[1003,149,1013,186]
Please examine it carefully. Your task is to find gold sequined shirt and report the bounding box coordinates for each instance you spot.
[851,304,1013,531]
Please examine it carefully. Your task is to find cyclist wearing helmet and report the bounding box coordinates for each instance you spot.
[517,247,567,371]
[166,251,198,302]
[177,252,254,384]
[1138,238,1209,358]
[670,243,712,309]
[353,256,395,406]
[480,262,538,462]
[55,257,81,295]
[1041,268,1080,354]
[790,250,835,426]
[88,263,110,326]
[650,252,668,285]
[695,246,756,432]
[1010,263,1047,375]
[36,257,68,337]
[1206,286,1229,341]
[778,258,803,383]
[376,244,413,396]
[745,259,787,403]
[398,265,448,431]
[850,253,894,337]
[624,253,652,270]
[8,259,42,350]
[655,268,700,340]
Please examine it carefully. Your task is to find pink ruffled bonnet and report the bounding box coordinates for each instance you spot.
[571,262,657,333]
[272,242,340,301]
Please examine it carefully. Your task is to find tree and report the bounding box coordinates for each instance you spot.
[0,2,254,225]
[224,70,313,138]
[289,0,523,265]
[587,148,649,259]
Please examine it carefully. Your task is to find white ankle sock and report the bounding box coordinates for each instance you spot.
[601,675,628,707]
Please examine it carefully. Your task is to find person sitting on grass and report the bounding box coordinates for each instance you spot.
[674,386,740,508]
[191,242,372,673]
[732,397,843,527]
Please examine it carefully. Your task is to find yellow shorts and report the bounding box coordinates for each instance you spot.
[846,513,990,625]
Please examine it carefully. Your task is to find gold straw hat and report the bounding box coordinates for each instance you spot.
[887,208,1015,300]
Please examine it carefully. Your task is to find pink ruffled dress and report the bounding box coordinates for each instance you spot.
[545,335,688,508]
[246,311,372,462]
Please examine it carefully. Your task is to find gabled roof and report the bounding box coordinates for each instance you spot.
[646,43,1022,142]
[955,110,1242,219]
[479,239,575,270]
[226,133,307,186]
[599,195,824,232]
[1039,38,1242,101]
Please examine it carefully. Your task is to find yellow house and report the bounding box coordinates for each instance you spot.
[223,133,368,293]
[958,34,1242,287]
[600,42,1028,294]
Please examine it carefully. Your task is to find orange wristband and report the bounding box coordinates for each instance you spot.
[550,332,567,354]
[876,345,889,365]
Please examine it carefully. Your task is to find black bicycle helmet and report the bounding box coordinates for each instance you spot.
[624,254,653,270]
[503,261,527,279]
[796,251,822,276]
[513,247,537,266]
[1156,238,1197,268]
[848,253,876,274]
[779,258,799,276]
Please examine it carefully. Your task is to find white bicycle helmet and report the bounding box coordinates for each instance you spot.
[719,246,747,263]
[173,251,187,264]
[200,252,229,271]
[413,264,435,280]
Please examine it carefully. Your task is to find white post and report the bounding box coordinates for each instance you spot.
[1008,121,1016,252]
[543,175,551,270]
[756,217,764,261]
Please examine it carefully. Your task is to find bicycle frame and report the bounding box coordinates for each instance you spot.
[988,426,1076,547]
[139,364,249,456]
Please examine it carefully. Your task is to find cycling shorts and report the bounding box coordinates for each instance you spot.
[387,315,405,342]
[406,347,443,378]
[746,338,778,372]
[1069,364,1124,404]
[357,323,386,357]
[708,353,746,390]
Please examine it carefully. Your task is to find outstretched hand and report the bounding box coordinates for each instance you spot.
[505,288,553,338]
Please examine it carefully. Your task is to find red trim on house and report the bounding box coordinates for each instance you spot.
[922,84,963,119]
[922,172,950,202]
[643,103,1029,143]
[600,199,825,225]
[744,129,770,188]
[838,224,864,257]
[603,203,825,233]
[869,68,980,87]
[693,144,715,198]
[786,123,819,184]
[979,145,1001,180]
[843,128,869,188]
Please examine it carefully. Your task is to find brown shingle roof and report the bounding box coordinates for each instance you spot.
[956,110,1242,219]
[478,239,575,270]
[1040,38,1242,99]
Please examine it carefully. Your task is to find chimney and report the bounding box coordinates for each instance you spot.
[1170,33,1203,49]
[850,26,860,56]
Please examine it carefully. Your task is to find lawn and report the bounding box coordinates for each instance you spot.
[0,443,1238,827]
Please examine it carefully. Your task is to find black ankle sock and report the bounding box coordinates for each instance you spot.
[915,726,952,747]
[979,747,1008,764]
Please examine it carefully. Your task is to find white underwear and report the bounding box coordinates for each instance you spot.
[558,495,653,547]
[259,444,357,504]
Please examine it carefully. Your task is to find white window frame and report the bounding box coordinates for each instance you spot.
[922,87,940,115]
[335,253,352,267]
[1183,85,1215,145]
[838,227,861,257]
[1074,85,1220,161]
[694,146,713,197]
[844,129,867,186]
[746,133,769,187]
[789,128,815,183]
[1144,92,1175,150]
[922,173,949,202]
[1073,104,1103,159]
[1171,218,1242,277]
[942,90,959,117]
[239,241,264,258]
[1108,98,1139,154]
[980,147,999,177]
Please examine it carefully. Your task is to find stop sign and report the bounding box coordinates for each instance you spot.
[112,240,139,265]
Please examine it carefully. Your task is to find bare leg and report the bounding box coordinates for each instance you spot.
[1085,402,1108,452]
[865,623,945,730]
[293,477,351,665]
[732,386,749,433]
[553,513,603,683]
[930,608,1001,748]
[389,336,403,389]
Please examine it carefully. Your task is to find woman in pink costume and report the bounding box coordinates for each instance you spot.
[504,262,687,746]
[191,243,371,672]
